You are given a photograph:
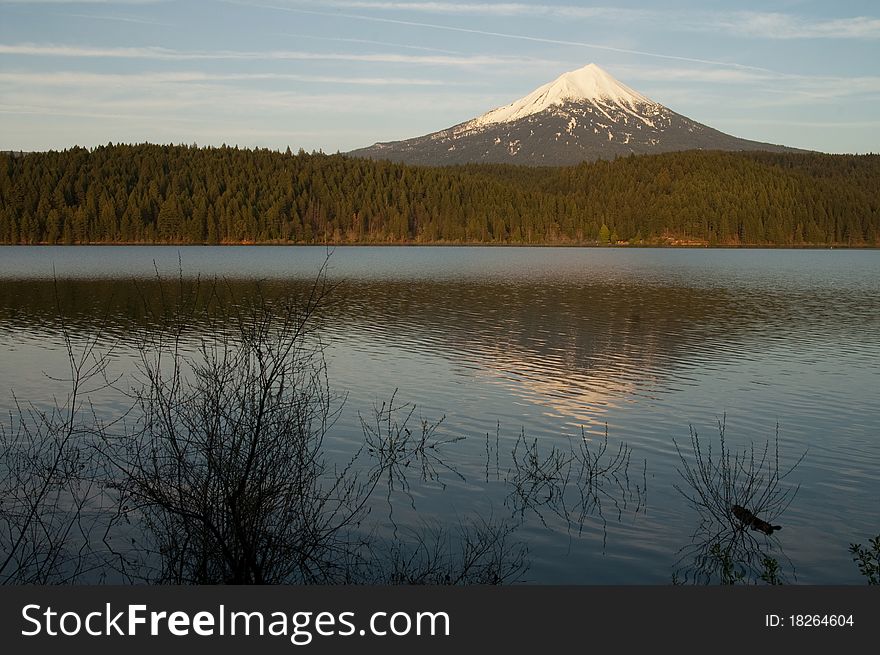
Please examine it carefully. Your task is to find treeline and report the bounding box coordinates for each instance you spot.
[1,143,878,246]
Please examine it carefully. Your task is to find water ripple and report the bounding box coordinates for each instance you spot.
[1,246,878,583]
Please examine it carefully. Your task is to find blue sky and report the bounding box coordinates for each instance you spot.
[1,0,878,154]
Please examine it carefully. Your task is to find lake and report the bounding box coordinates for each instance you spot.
[1,245,878,584]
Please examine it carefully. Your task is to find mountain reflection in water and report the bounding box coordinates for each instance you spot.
[0,246,877,583]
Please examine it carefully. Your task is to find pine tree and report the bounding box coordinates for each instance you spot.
[157,195,182,242]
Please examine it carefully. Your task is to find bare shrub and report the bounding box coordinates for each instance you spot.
[0,294,114,584]
[361,392,464,517]
[95,270,386,583]
[2,261,643,586]
[673,418,804,584]
[368,517,529,585]
[501,425,646,543]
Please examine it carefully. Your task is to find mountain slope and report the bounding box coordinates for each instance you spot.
[349,64,802,166]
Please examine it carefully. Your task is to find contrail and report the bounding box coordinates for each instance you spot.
[236,1,777,73]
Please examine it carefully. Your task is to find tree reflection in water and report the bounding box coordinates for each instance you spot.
[1,273,646,585]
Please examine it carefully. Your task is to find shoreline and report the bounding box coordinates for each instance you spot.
[1,242,877,250]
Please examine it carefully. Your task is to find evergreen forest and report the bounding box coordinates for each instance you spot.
[1,144,877,246]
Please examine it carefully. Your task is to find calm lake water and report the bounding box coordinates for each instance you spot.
[1,245,878,584]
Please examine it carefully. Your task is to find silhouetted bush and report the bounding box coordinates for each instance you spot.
[1,264,643,584]
[673,418,804,584]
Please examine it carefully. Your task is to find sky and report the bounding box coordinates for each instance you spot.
[1,0,879,154]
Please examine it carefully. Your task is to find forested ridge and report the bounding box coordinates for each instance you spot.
[1,143,877,246]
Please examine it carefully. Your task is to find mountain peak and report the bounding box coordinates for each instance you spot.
[467,63,656,129]
[554,63,653,106]
[349,62,802,166]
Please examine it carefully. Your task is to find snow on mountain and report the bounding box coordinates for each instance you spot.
[467,63,656,129]
[349,63,802,166]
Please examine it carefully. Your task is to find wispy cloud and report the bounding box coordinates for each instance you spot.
[248,1,653,20]
[275,32,464,55]
[242,3,776,72]
[6,65,877,104]
[0,75,493,117]
[613,65,880,113]
[0,0,167,4]
[0,102,354,138]
[0,93,403,118]
[613,66,776,85]
[710,12,880,40]
[56,12,169,26]
[258,1,880,40]
[716,118,880,128]
[0,70,452,86]
[734,78,880,107]
[0,43,544,66]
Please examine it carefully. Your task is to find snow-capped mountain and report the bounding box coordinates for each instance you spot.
[349,63,801,166]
